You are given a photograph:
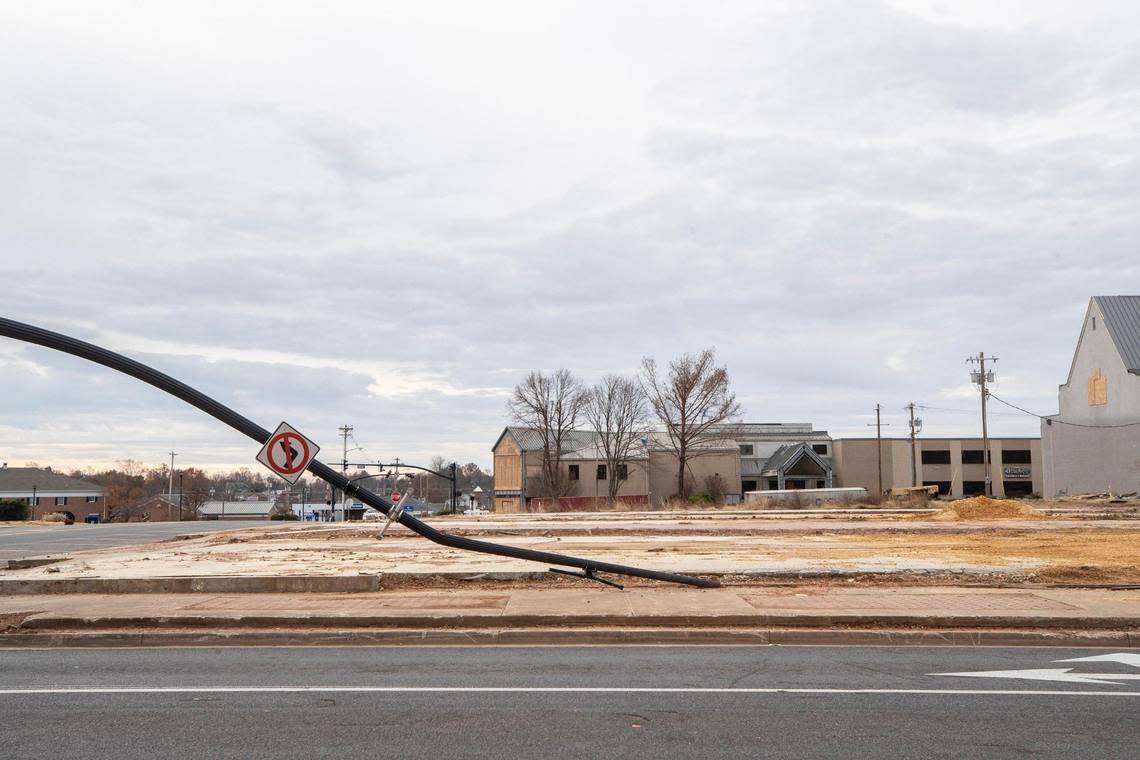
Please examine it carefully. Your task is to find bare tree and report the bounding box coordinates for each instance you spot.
[507,369,589,502]
[181,470,210,520]
[641,349,742,498]
[585,374,650,506]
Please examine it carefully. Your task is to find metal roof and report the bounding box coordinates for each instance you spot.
[759,443,833,476]
[199,501,273,516]
[1094,295,1140,374]
[0,467,103,494]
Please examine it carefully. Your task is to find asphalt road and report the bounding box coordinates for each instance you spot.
[1,646,1137,759]
[0,521,263,562]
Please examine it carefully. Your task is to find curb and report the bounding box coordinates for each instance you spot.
[15,612,1140,632]
[1,627,1136,648]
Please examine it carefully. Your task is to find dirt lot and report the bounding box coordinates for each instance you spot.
[2,500,1138,586]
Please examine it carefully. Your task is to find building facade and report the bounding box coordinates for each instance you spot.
[1042,296,1140,496]
[0,465,104,520]
[833,437,1043,498]
[735,423,834,492]
[492,427,740,512]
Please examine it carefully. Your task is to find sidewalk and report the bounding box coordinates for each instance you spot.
[2,586,1138,648]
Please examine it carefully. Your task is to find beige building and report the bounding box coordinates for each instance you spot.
[833,437,1043,498]
[492,427,741,512]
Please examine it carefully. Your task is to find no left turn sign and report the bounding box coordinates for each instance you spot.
[256,422,320,484]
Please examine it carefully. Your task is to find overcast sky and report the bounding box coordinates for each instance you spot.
[2,0,1138,473]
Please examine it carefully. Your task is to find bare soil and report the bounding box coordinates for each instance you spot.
[3,509,1138,586]
[924,496,1047,521]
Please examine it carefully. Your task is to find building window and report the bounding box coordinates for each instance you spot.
[812,444,828,455]
[961,450,985,464]
[1003,449,1032,464]
[596,464,607,480]
[921,450,951,465]
[742,480,757,492]
[963,481,986,495]
[767,479,779,490]
[739,444,754,456]
[1004,481,1034,497]
[55,496,67,506]
[86,495,98,503]
[615,464,628,480]
[27,496,39,506]
[568,465,579,481]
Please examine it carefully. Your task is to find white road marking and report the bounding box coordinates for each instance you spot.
[1057,653,1140,668]
[933,669,1140,685]
[934,652,1140,685]
[0,686,1137,696]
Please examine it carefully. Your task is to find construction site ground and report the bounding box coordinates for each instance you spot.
[2,499,1138,587]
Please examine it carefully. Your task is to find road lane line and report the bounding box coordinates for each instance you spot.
[0,687,1137,696]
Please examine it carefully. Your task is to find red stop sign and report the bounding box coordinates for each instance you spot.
[390,491,401,502]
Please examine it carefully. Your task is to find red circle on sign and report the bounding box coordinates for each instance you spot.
[266,432,310,476]
[390,491,401,501]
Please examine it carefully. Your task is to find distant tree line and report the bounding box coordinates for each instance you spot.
[65,457,495,519]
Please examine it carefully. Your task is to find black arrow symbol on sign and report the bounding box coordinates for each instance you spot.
[278,438,301,470]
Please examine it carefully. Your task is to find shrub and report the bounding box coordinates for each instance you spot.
[0,500,30,521]
[42,512,69,523]
[270,512,300,520]
[703,474,727,504]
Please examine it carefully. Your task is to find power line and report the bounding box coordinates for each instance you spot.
[987,392,1140,429]
[916,404,1025,418]
[349,431,376,463]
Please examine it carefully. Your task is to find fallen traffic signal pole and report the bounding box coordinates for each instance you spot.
[0,317,718,589]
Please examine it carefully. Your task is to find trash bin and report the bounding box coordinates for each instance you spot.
[85,513,101,524]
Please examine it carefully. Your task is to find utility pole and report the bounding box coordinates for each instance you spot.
[967,352,997,497]
[337,425,353,521]
[905,402,922,488]
[865,404,890,498]
[168,451,177,499]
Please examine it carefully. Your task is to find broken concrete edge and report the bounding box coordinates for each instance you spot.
[0,575,381,594]
[0,627,1136,648]
[5,569,1139,594]
[3,557,67,570]
[0,569,1047,594]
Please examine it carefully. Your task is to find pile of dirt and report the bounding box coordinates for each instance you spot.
[928,496,1045,521]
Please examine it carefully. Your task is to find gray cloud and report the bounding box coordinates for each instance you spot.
[2,0,1139,471]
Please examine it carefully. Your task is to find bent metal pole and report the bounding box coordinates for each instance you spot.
[0,317,718,588]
